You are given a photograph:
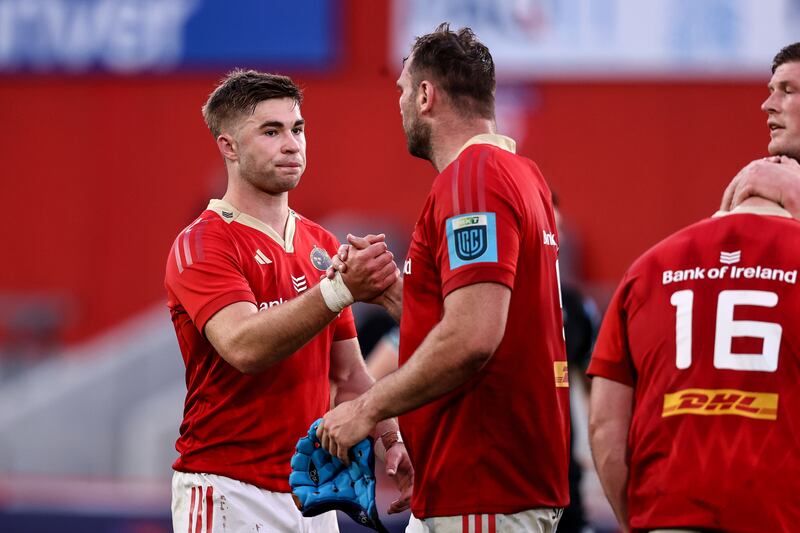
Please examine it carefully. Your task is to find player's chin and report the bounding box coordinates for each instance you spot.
[270,174,302,193]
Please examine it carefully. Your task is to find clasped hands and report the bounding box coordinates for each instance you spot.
[328,233,401,305]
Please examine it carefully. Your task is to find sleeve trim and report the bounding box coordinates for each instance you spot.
[442,264,515,297]
[194,290,257,335]
[587,356,635,387]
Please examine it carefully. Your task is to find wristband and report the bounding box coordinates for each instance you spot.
[319,272,354,313]
[379,430,403,451]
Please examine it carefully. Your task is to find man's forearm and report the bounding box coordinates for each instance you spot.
[379,279,403,323]
[591,426,630,531]
[589,377,634,532]
[359,318,490,422]
[329,339,401,458]
[222,286,339,373]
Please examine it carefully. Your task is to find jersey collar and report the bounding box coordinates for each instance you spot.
[455,134,517,158]
[207,199,298,252]
[712,203,793,219]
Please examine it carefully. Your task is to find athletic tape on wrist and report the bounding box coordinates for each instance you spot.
[379,430,403,451]
[319,272,354,313]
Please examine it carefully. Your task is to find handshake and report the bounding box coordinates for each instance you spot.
[318,233,401,314]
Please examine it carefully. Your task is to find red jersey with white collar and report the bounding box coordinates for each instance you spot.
[399,135,570,517]
[165,199,356,491]
[589,207,800,532]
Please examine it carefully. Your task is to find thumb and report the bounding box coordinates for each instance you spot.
[385,450,399,475]
[720,178,736,212]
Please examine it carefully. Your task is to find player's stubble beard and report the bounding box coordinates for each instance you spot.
[404,113,433,162]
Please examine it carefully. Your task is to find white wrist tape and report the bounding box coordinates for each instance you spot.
[319,272,354,313]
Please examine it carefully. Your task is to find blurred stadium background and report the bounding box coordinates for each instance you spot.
[0,0,797,531]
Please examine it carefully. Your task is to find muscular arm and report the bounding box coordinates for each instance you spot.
[366,336,400,381]
[320,282,509,455]
[377,279,403,323]
[329,338,401,443]
[589,376,634,533]
[205,287,339,374]
[329,337,413,513]
[364,282,508,418]
[205,240,397,374]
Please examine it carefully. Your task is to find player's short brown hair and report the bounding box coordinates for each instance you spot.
[772,42,800,73]
[202,69,303,137]
[408,22,495,120]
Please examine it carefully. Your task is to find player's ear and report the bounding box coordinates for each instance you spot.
[417,80,434,115]
[217,133,238,162]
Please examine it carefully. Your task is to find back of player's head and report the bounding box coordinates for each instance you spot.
[202,69,303,137]
[772,42,800,73]
[409,22,495,120]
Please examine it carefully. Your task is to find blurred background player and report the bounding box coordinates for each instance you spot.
[588,42,800,533]
[553,196,600,533]
[165,70,412,532]
[318,24,570,532]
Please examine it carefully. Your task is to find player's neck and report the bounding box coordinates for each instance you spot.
[430,116,495,173]
[738,196,783,210]
[222,184,290,237]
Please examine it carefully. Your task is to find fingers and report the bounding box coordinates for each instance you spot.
[347,233,385,248]
[316,419,351,466]
[337,243,349,262]
[779,155,800,167]
[720,177,737,212]
[388,496,411,514]
[385,450,400,476]
[731,180,755,210]
[331,255,347,275]
[324,246,349,279]
[376,261,400,290]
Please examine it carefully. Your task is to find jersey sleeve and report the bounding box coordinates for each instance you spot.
[165,220,256,334]
[587,274,637,386]
[433,149,521,297]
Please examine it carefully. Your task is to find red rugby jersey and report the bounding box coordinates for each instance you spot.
[165,199,356,491]
[399,135,570,518]
[589,206,800,532]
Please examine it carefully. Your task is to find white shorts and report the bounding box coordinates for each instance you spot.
[171,471,339,533]
[406,508,563,533]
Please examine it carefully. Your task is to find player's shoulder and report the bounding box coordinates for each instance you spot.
[432,141,538,195]
[630,212,800,274]
[172,209,229,242]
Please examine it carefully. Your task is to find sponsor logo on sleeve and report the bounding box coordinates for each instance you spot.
[662,388,778,420]
[446,212,498,270]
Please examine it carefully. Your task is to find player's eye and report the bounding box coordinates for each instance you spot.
[265,130,278,136]
[292,127,304,135]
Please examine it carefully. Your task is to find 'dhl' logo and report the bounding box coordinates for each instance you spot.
[454,221,487,260]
